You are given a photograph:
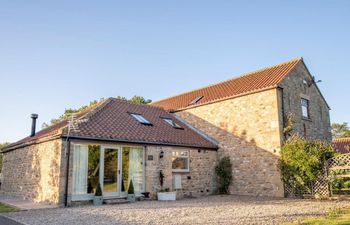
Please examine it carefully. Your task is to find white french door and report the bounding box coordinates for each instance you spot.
[72,143,145,201]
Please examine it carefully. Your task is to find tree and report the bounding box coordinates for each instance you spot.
[47,96,152,126]
[0,142,10,172]
[331,122,350,139]
[129,96,152,104]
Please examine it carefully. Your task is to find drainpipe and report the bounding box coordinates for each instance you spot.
[277,86,286,141]
[64,139,71,207]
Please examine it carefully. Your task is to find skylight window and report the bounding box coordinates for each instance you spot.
[129,113,152,125]
[163,118,183,129]
[189,96,203,105]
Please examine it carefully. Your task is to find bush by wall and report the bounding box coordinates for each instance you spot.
[280,135,335,195]
[215,156,233,194]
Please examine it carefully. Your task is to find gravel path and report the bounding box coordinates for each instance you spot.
[4,195,350,225]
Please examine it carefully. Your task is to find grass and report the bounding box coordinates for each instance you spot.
[285,208,350,225]
[0,203,18,213]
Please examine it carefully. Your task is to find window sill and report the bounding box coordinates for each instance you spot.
[172,169,190,173]
[302,117,312,122]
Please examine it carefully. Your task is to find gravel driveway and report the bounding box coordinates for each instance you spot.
[3,195,350,225]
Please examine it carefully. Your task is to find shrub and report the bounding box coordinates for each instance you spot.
[95,182,102,196]
[215,156,233,194]
[280,135,335,195]
[128,180,135,195]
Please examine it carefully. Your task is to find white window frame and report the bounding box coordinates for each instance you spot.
[172,150,190,172]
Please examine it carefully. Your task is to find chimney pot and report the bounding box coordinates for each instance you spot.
[30,114,38,137]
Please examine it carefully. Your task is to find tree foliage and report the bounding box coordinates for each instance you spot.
[215,156,233,194]
[280,135,336,195]
[47,96,152,126]
[332,122,350,139]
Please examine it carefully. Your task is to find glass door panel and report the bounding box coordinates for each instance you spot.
[129,147,143,193]
[103,148,119,195]
[121,147,144,195]
[122,147,130,193]
[87,145,101,194]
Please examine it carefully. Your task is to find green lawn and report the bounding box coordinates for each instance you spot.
[0,203,18,213]
[285,208,350,225]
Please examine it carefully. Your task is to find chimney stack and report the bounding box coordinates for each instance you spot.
[30,114,38,137]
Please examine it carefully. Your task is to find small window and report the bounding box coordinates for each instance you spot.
[163,118,183,129]
[189,96,203,105]
[301,98,309,119]
[172,150,190,172]
[130,113,152,125]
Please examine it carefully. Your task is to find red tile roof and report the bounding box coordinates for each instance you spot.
[3,98,217,152]
[2,99,110,151]
[151,58,302,111]
[332,138,350,154]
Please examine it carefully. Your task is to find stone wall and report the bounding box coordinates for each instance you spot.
[145,146,217,199]
[176,89,284,197]
[278,61,332,142]
[1,139,63,204]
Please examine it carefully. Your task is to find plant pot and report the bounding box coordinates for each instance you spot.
[127,194,136,203]
[157,191,176,201]
[141,192,150,198]
[93,196,103,205]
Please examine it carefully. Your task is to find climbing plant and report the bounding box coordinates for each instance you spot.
[215,156,233,194]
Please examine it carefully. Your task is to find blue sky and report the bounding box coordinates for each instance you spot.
[0,0,349,143]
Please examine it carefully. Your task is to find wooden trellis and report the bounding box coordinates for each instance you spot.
[285,153,350,198]
[327,153,350,168]
[327,153,350,196]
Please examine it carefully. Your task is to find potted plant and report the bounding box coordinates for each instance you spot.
[93,182,103,205]
[127,180,136,203]
[157,170,176,201]
[157,187,176,201]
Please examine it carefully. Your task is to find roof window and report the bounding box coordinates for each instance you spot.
[129,113,152,125]
[162,118,183,129]
[189,96,203,105]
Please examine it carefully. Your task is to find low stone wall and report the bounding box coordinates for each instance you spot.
[1,139,63,204]
[145,146,218,199]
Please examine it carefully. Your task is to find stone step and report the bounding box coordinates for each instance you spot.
[104,198,129,205]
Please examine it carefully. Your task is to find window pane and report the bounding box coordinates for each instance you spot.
[163,118,182,129]
[301,99,309,118]
[121,147,130,192]
[103,148,118,193]
[122,147,144,194]
[87,145,100,194]
[172,157,189,170]
[73,145,88,195]
[130,113,151,125]
[129,147,144,193]
[73,144,101,195]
